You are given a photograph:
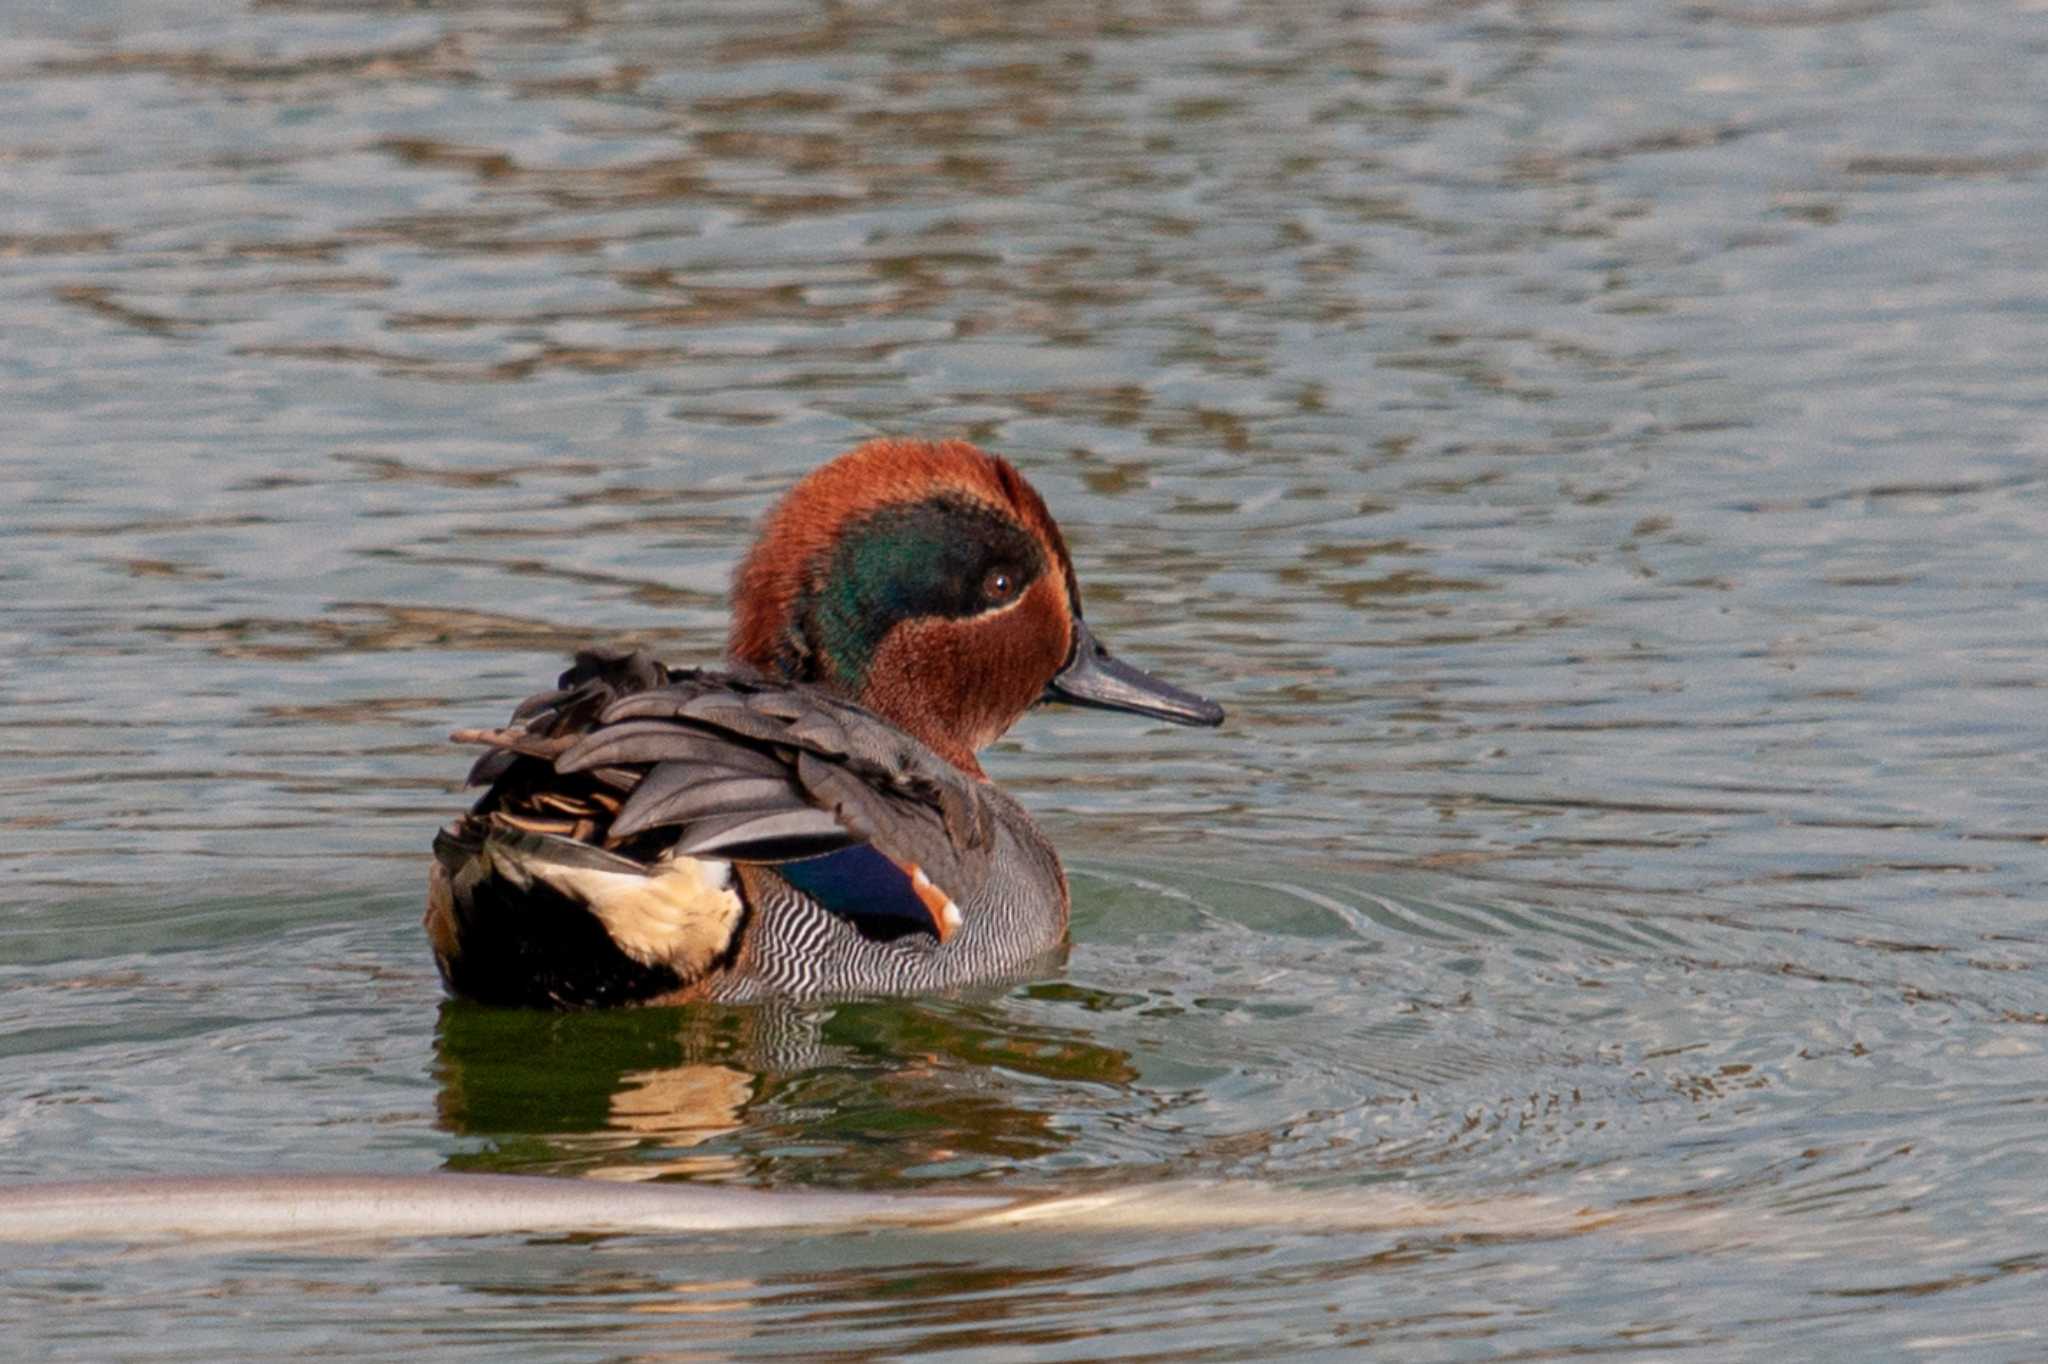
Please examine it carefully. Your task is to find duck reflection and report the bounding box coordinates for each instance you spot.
[431,992,1138,1184]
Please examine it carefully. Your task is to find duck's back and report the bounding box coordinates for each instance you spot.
[426,647,1069,1008]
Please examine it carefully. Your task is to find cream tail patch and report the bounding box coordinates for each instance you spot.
[493,841,744,976]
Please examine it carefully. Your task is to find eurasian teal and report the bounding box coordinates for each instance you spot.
[427,438,1223,1007]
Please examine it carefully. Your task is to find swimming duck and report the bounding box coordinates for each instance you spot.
[426,438,1223,1008]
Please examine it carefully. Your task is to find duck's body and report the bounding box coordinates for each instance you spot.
[427,439,1221,1009]
[428,652,1071,1007]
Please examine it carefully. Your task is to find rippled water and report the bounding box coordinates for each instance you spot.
[6,0,2047,1357]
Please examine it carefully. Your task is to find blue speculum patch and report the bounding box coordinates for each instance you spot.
[775,844,939,942]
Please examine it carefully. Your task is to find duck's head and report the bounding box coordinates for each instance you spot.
[729,438,1223,774]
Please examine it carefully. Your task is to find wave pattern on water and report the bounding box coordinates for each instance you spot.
[3,0,2047,1357]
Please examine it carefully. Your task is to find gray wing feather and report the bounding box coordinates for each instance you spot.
[481,823,652,878]
[612,772,810,841]
[617,686,995,874]
[467,748,518,787]
[794,752,991,905]
[460,662,992,877]
[560,724,784,779]
[556,719,738,773]
[669,807,851,857]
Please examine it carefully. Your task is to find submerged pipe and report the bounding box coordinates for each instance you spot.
[0,1172,1599,1246]
[0,1173,1009,1243]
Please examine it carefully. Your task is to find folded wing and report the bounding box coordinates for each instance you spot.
[433,646,993,1005]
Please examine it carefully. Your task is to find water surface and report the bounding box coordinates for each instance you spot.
[4,0,2046,1358]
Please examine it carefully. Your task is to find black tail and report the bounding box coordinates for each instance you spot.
[426,823,683,1010]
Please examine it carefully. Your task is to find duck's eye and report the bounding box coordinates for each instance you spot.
[982,568,1017,604]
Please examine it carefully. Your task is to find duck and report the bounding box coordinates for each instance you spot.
[426,438,1223,1009]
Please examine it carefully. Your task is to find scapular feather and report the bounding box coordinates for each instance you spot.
[670,807,853,861]
[611,772,805,840]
